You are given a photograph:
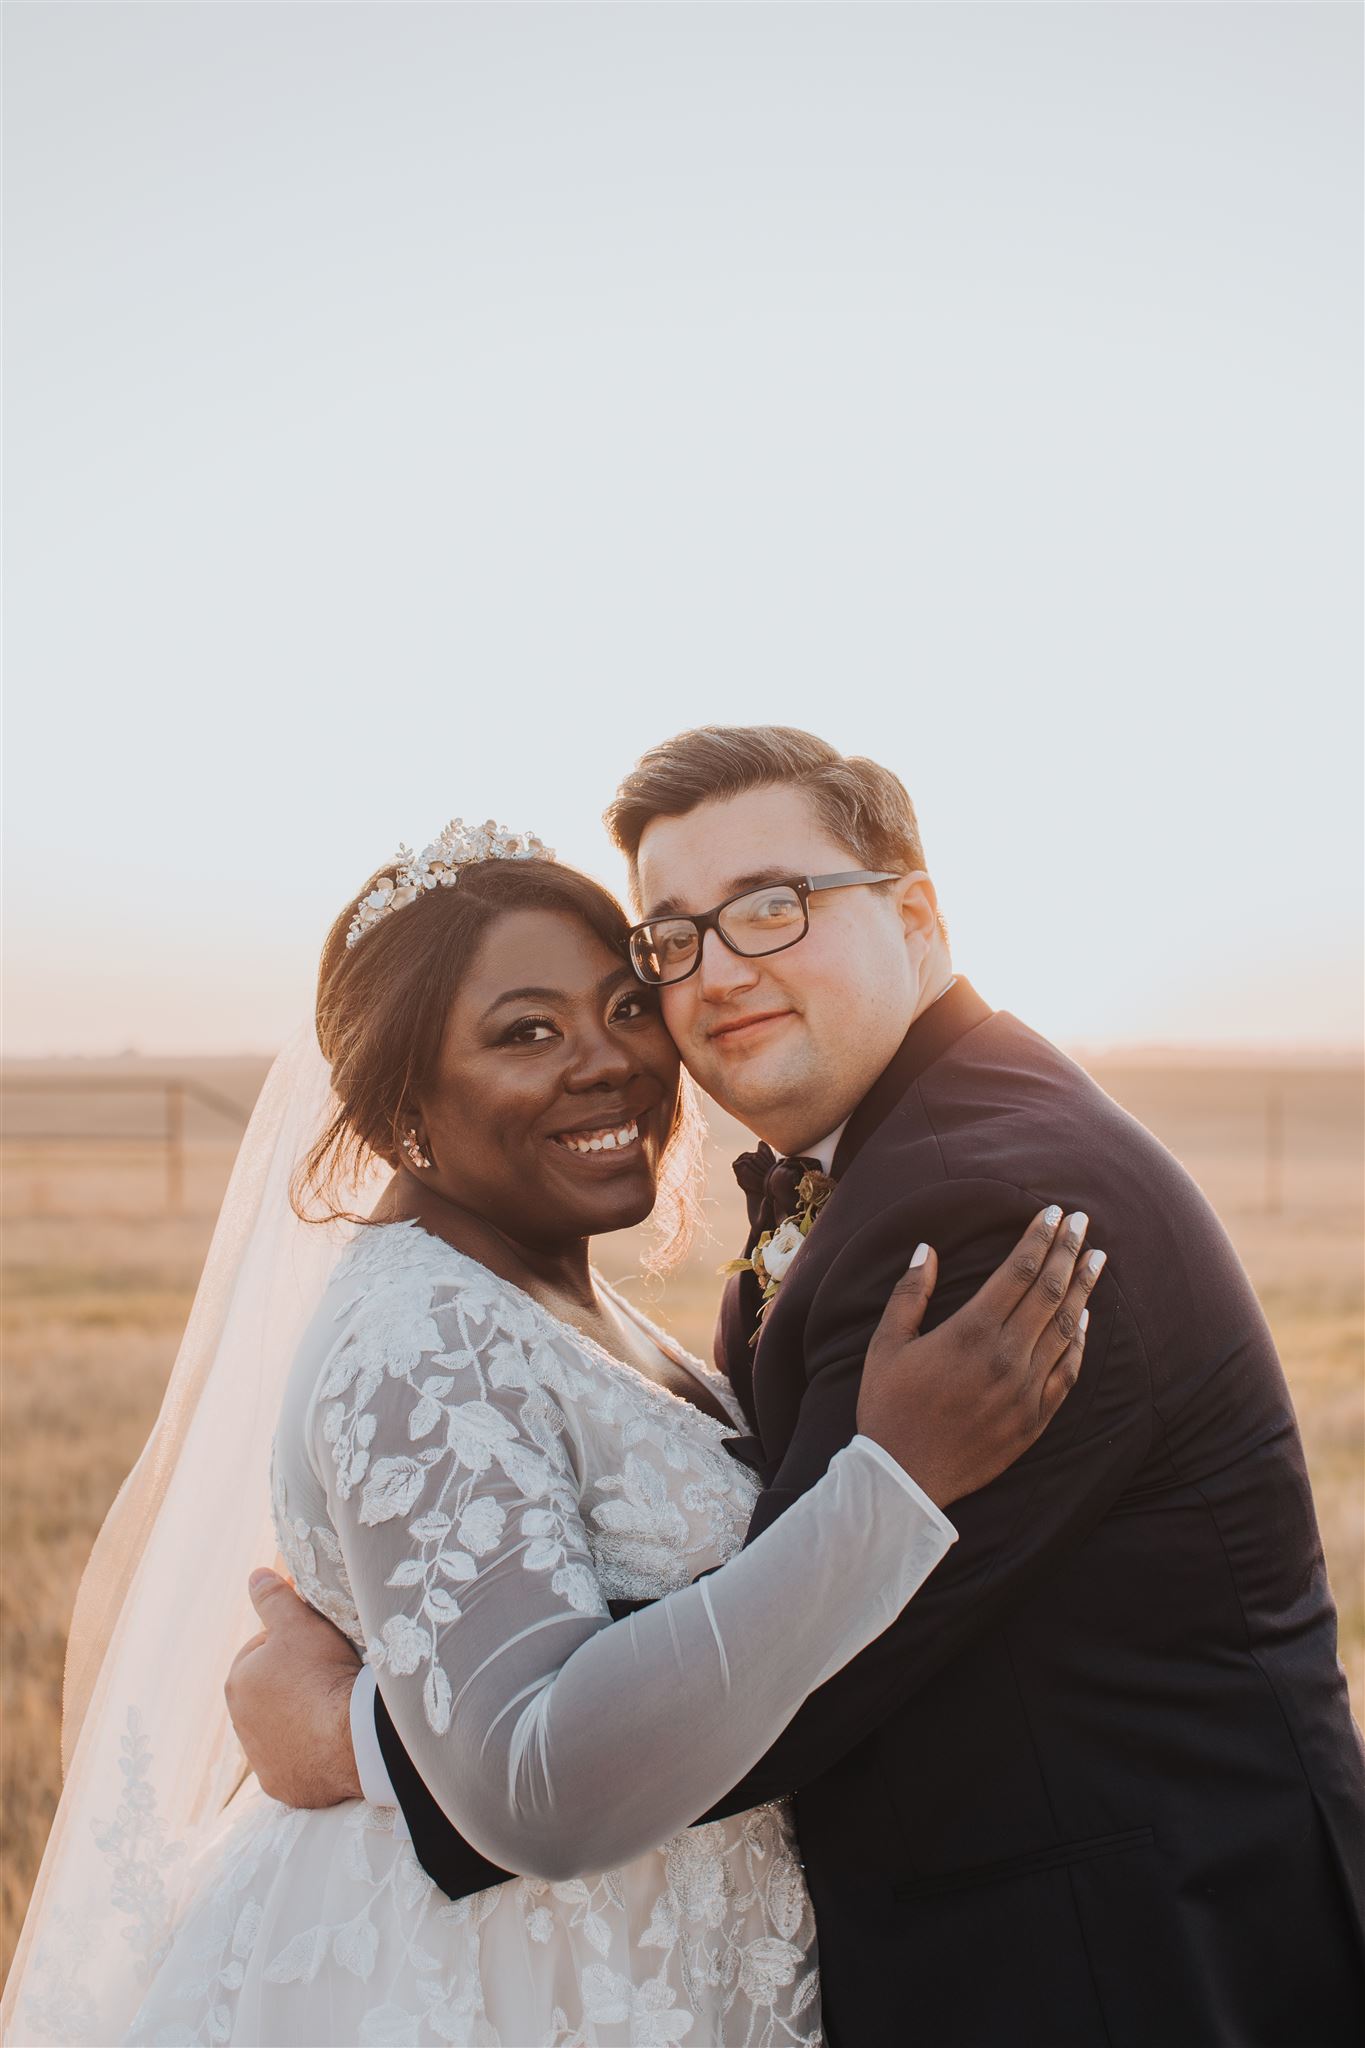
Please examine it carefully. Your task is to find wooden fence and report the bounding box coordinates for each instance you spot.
[1,1076,251,1215]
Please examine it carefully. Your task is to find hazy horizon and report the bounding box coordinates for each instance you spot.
[3,1040,1360,1073]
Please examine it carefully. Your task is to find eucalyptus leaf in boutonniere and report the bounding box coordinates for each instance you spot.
[720,1169,837,1344]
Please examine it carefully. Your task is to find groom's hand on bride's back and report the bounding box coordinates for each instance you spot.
[224,1568,363,1807]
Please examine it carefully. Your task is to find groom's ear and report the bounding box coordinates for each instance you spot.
[892,870,941,962]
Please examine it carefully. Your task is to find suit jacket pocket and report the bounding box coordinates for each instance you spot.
[892,1825,1154,1903]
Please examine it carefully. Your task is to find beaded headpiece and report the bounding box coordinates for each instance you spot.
[346,818,556,948]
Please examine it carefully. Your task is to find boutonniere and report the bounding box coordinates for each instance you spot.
[721,1169,837,1344]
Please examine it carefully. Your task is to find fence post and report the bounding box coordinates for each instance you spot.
[1266,1079,1283,1217]
[166,1083,185,1215]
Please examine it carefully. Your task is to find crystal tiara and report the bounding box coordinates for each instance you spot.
[345,818,556,948]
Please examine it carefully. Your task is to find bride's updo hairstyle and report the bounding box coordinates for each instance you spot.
[294,858,703,1267]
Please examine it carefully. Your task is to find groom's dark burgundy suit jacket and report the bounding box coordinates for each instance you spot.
[374,981,1365,2046]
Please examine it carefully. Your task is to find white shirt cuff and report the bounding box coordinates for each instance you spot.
[848,1432,959,1547]
[349,1665,411,1842]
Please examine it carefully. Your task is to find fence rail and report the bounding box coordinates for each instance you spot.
[2,1063,1359,1222]
[1,1077,251,1214]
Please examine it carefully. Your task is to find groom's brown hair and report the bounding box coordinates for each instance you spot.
[605,725,930,889]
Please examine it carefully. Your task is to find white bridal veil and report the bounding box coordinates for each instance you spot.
[2,1026,380,2046]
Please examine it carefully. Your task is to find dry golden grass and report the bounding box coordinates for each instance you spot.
[3,1055,1361,1991]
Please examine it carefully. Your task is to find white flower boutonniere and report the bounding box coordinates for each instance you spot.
[721,1168,837,1345]
[757,1216,806,1281]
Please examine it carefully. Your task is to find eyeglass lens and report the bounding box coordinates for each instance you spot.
[632,885,807,984]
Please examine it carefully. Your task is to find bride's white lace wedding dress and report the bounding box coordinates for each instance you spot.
[116,1219,952,2047]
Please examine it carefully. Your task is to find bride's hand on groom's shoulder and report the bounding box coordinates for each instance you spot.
[224,1568,364,1808]
[856,1206,1106,1509]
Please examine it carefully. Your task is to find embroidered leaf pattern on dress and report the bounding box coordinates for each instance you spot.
[124,1222,822,2048]
[88,1707,186,1988]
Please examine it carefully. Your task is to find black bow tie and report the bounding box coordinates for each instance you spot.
[732,1141,826,1236]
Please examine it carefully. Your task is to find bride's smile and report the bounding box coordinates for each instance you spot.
[549,1114,642,1156]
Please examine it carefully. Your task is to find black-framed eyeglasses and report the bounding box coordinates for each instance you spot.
[627,871,904,987]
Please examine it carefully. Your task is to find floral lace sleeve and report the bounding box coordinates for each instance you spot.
[315,1248,955,1879]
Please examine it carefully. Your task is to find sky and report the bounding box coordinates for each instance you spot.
[4,2,1361,1056]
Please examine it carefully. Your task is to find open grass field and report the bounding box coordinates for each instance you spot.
[3,1051,1361,1990]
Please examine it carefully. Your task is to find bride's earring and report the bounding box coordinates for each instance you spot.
[401,1131,430,1170]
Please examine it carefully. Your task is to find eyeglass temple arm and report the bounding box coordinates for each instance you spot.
[803,869,912,894]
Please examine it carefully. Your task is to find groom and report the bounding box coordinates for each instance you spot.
[231,727,1365,2045]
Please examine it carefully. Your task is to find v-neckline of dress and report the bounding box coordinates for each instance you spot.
[366,1219,746,1443]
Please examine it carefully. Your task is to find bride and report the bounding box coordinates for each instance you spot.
[4,821,1094,2047]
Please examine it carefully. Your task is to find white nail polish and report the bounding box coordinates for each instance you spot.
[910,1243,930,1268]
[1087,1249,1107,1277]
[1079,1308,1090,1334]
[1043,1205,1063,1229]
[1067,1211,1089,1243]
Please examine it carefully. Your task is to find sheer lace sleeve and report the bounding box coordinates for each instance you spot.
[313,1242,954,1879]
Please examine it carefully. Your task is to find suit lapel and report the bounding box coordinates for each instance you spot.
[713,980,993,1434]
[715,1264,763,1431]
[742,978,993,1428]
